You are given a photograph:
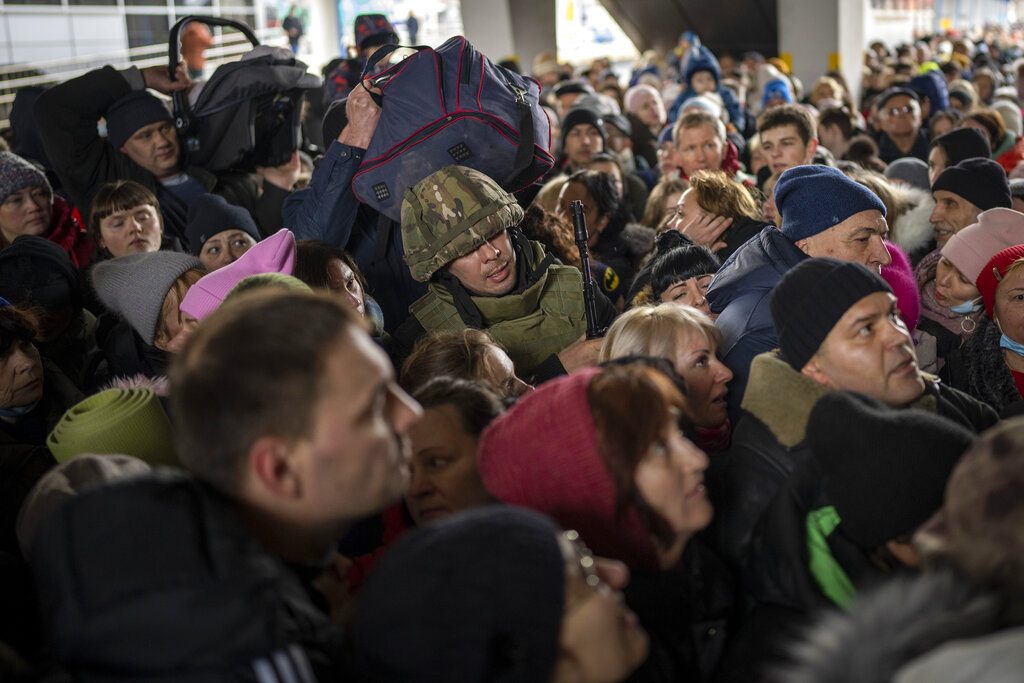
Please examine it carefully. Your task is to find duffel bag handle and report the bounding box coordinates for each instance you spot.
[360,43,434,106]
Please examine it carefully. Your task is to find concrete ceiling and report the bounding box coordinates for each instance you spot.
[597,0,779,60]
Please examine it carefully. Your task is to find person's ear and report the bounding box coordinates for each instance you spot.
[800,354,832,387]
[248,435,304,500]
[794,236,812,256]
[805,138,819,162]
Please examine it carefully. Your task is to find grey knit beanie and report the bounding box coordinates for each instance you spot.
[0,151,51,205]
[91,251,203,344]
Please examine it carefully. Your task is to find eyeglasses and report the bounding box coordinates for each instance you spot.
[886,104,917,118]
[562,529,601,588]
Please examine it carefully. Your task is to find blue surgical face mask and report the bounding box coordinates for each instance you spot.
[1000,333,1024,358]
[950,298,981,314]
[0,400,39,419]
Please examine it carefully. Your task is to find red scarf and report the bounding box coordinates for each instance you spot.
[45,195,94,267]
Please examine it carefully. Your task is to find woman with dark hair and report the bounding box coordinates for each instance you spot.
[963,109,1024,174]
[404,377,503,526]
[88,181,168,259]
[627,230,722,313]
[478,362,738,683]
[927,108,962,140]
[556,170,655,306]
[293,239,384,334]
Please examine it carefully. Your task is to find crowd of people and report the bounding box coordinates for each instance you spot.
[3,11,1024,682]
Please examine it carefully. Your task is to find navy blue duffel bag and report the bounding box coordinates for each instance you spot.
[352,36,554,221]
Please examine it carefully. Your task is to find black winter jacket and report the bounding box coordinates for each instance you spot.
[34,66,269,244]
[31,473,348,682]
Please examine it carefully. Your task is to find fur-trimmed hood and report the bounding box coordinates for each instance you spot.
[776,568,1009,683]
[889,184,935,258]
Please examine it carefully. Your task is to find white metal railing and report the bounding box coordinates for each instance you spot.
[0,26,282,129]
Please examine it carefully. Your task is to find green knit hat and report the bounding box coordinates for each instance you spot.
[223,272,313,303]
[47,388,177,466]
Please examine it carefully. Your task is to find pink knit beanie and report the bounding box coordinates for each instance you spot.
[179,229,296,321]
[941,208,1024,286]
[477,367,660,570]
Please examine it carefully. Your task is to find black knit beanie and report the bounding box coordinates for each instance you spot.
[931,157,1012,211]
[560,107,606,153]
[184,194,261,255]
[770,257,892,371]
[106,91,173,149]
[807,391,975,549]
[929,127,992,166]
[0,235,80,310]
[352,506,565,682]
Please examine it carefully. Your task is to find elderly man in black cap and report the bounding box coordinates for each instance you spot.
[709,256,997,568]
[35,62,284,242]
[875,87,930,164]
[929,157,1012,249]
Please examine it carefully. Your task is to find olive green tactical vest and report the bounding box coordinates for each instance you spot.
[410,253,587,372]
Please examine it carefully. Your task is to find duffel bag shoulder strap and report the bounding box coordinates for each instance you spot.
[497,64,536,188]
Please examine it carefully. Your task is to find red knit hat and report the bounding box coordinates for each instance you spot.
[977,244,1024,319]
[476,368,660,570]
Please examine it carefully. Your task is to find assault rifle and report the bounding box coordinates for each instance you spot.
[571,200,607,339]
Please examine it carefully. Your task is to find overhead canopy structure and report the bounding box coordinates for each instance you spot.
[596,0,779,61]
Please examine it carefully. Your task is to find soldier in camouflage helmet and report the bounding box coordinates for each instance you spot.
[402,165,524,293]
[391,165,615,381]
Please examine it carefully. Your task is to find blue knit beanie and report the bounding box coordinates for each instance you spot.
[106,91,173,149]
[775,165,887,242]
[685,45,721,88]
[762,79,794,108]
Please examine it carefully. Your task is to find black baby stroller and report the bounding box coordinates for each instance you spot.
[168,15,322,172]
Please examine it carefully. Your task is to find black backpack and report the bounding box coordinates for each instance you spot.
[169,16,322,172]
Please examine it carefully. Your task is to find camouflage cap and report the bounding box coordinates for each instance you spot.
[402,166,525,282]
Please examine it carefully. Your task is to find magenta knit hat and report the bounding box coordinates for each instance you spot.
[477,367,660,570]
[880,241,920,333]
[977,244,1024,319]
[941,208,1024,287]
[179,229,296,321]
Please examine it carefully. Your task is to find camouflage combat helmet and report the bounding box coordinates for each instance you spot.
[402,166,525,282]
